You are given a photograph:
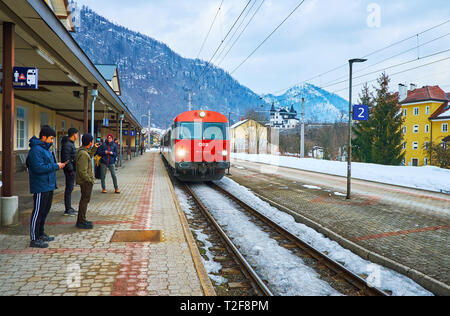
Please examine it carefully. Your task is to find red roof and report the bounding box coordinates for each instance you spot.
[430,101,450,120]
[400,86,449,104]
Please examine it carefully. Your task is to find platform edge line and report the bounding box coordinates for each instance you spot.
[160,156,216,297]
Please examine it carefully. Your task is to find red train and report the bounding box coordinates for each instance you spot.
[161,110,230,182]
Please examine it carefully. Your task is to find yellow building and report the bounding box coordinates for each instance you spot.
[399,85,450,167]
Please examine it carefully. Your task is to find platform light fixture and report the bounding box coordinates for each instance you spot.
[199,111,206,118]
[67,73,80,84]
[35,48,55,65]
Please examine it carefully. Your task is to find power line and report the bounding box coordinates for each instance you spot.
[319,32,450,88]
[217,0,266,66]
[214,0,258,64]
[230,0,307,75]
[275,50,450,103]
[197,0,225,59]
[271,19,450,95]
[196,0,253,85]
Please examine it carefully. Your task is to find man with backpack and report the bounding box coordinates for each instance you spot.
[27,125,66,248]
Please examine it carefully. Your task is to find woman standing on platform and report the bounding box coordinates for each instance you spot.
[97,134,120,194]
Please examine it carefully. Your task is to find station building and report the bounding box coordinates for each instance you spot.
[399,84,450,167]
[231,119,279,155]
[0,0,143,226]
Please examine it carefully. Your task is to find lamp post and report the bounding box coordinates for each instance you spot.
[347,58,367,200]
[119,113,124,167]
[90,85,98,169]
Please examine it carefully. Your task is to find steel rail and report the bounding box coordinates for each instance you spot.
[207,182,390,296]
[183,183,274,297]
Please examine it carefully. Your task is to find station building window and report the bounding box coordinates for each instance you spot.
[442,123,448,133]
[16,106,28,150]
[413,107,419,116]
[412,142,419,150]
[40,112,49,128]
[413,125,419,133]
[425,124,429,133]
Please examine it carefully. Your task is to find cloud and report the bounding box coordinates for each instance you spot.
[75,0,450,96]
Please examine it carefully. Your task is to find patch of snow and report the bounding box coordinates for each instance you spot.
[232,153,450,195]
[215,177,433,296]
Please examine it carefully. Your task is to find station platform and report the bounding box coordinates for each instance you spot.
[229,158,450,295]
[0,152,214,296]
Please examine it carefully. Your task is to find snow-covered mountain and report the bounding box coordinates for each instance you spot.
[72,5,348,127]
[72,6,264,128]
[263,84,349,123]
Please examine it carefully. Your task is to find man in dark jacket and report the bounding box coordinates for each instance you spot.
[97,134,120,194]
[61,128,78,216]
[27,125,66,248]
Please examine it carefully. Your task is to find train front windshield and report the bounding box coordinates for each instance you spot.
[177,122,229,140]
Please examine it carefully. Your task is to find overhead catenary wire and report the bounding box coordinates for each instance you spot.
[217,0,266,67]
[317,32,450,89]
[195,0,253,86]
[214,0,258,64]
[271,19,450,95]
[230,0,308,75]
[197,0,225,60]
[273,50,450,103]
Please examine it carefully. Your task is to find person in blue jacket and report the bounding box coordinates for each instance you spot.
[27,125,66,248]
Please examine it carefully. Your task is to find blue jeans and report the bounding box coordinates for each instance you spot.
[100,163,119,190]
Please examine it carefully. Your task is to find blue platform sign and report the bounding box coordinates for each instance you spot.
[13,67,38,89]
[353,105,369,121]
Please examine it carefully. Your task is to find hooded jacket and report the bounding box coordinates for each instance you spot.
[27,136,60,194]
[61,136,77,173]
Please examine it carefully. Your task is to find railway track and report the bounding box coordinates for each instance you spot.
[165,156,388,296]
[205,182,389,296]
[182,183,273,296]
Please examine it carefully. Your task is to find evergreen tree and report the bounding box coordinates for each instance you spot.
[352,83,375,162]
[370,73,405,165]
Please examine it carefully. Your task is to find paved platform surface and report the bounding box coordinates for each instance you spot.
[229,159,450,290]
[0,153,208,296]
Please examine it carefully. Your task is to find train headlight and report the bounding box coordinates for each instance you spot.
[199,111,206,118]
[222,150,228,156]
[177,149,186,158]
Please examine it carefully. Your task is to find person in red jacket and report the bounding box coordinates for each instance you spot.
[97,134,120,194]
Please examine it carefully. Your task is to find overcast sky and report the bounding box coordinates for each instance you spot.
[75,0,450,98]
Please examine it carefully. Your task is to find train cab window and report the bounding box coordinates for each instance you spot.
[203,123,228,140]
[176,122,202,140]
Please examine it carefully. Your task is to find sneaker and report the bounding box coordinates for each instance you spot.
[76,221,93,229]
[30,239,49,249]
[115,189,120,194]
[102,189,107,194]
[64,209,77,217]
[40,234,55,242]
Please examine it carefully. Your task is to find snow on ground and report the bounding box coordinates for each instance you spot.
[232,153,450,194]
[215,177,433,296]
[303,185,322,190]
[174,186,227,285]
[191,184,341,296]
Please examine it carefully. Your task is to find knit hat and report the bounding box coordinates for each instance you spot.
[107,134,114,140]
[82,134,94,147]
